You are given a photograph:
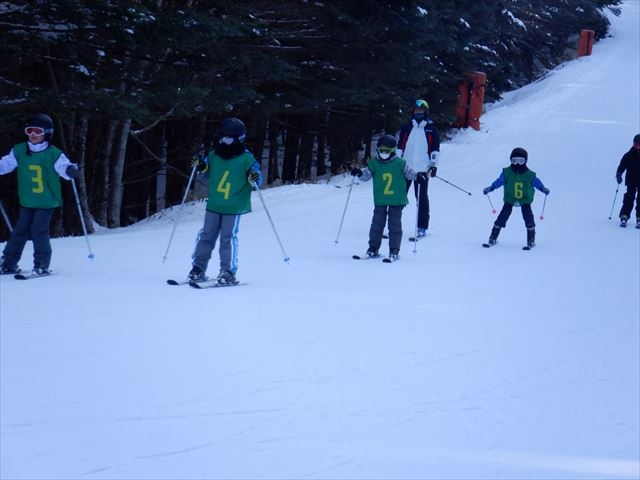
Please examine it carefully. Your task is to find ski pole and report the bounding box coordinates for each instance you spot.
[71,178,95,260]
[162,164,198,263]
[334,178,355,245]
[608,185,620,220]
[539,195,547,220]
[434,175,472,196]
[0,199,13,233]
[252,181,290,263]
[413,181,420,254]
[486,193,497,214]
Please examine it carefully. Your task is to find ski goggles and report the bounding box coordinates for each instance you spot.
[219,136,236,145]
[510,156,527,165]
[25,126,45,136]
[377,146,396,154]
[415,99,430,109]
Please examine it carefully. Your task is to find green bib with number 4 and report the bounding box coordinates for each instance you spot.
[206,151,256,214]
[15,143,63,209]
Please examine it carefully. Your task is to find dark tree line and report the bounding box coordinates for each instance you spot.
[0,0,621,239]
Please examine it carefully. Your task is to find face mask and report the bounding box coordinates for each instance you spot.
[412,113,425,122]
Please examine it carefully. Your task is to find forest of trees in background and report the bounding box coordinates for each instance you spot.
[0,0,622,238]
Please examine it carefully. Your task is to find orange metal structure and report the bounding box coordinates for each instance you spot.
[454,71,486,130]
[577,29,595,57]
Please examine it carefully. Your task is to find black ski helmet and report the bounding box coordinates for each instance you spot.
[510,147,528,162]
[26,113,54,140]
[217,117,246,142]
[633,134,640,144]
[376,134,397,161]
[377,134,397,150]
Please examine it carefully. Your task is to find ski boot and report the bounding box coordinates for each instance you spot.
[526,228,536,248]
[487,226,501,246]
[416,228,427,238]
[0,262,20,275]
[389,248,400,261]
[620,216,628,228]
[188,265,206,282]
[31,264,51,276]
[216,269,238,285]
[365,248,380,259]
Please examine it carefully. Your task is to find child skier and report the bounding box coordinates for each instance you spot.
[0,113,80,275]
[482,147,550,249]
[187,117,262,285]
[351,134,422,261]
[615,133,640,228]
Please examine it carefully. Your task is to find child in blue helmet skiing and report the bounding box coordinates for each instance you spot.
[482,147,550,249]
[187,117,262,285]
[0,114,80,275]
[351,134,422,261]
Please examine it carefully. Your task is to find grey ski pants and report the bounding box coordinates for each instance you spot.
[192,211,240,274]
[369,205,404,252]
[1,207,54,269]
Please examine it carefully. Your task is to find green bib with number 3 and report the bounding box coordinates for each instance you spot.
[15,143,63,209]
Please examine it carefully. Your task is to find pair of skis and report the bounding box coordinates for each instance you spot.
[0,270,56,280]
[352,254,399,263]
[167,278,245,289]
[482,242,534,251]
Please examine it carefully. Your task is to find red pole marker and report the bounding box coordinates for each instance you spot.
[486,194,496,214]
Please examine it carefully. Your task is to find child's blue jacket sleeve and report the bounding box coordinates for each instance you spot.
[488,172,505,190]
[533,176,546,192]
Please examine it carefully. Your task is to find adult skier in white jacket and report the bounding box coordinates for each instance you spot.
[397,99,441,237]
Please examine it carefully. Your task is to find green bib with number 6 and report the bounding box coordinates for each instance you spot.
[15,143,63,209]
[502,167,536,205]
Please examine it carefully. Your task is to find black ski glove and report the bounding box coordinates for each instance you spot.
[483,186,493,195]
[248,171,260,183]
[351,168,362,177]
[66,164,81,179]
[616,174,623,184]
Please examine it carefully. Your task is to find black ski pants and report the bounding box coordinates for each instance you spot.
[494,203,535,229]
[369,205,404,252]
[2,207,55,269]
[619,185,639,220]
[406,176,430,229]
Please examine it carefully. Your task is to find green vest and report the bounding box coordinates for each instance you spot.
[205,151,256,214]
[15,143,63,209]
[502,167,536,205]
[367,157,409,206]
